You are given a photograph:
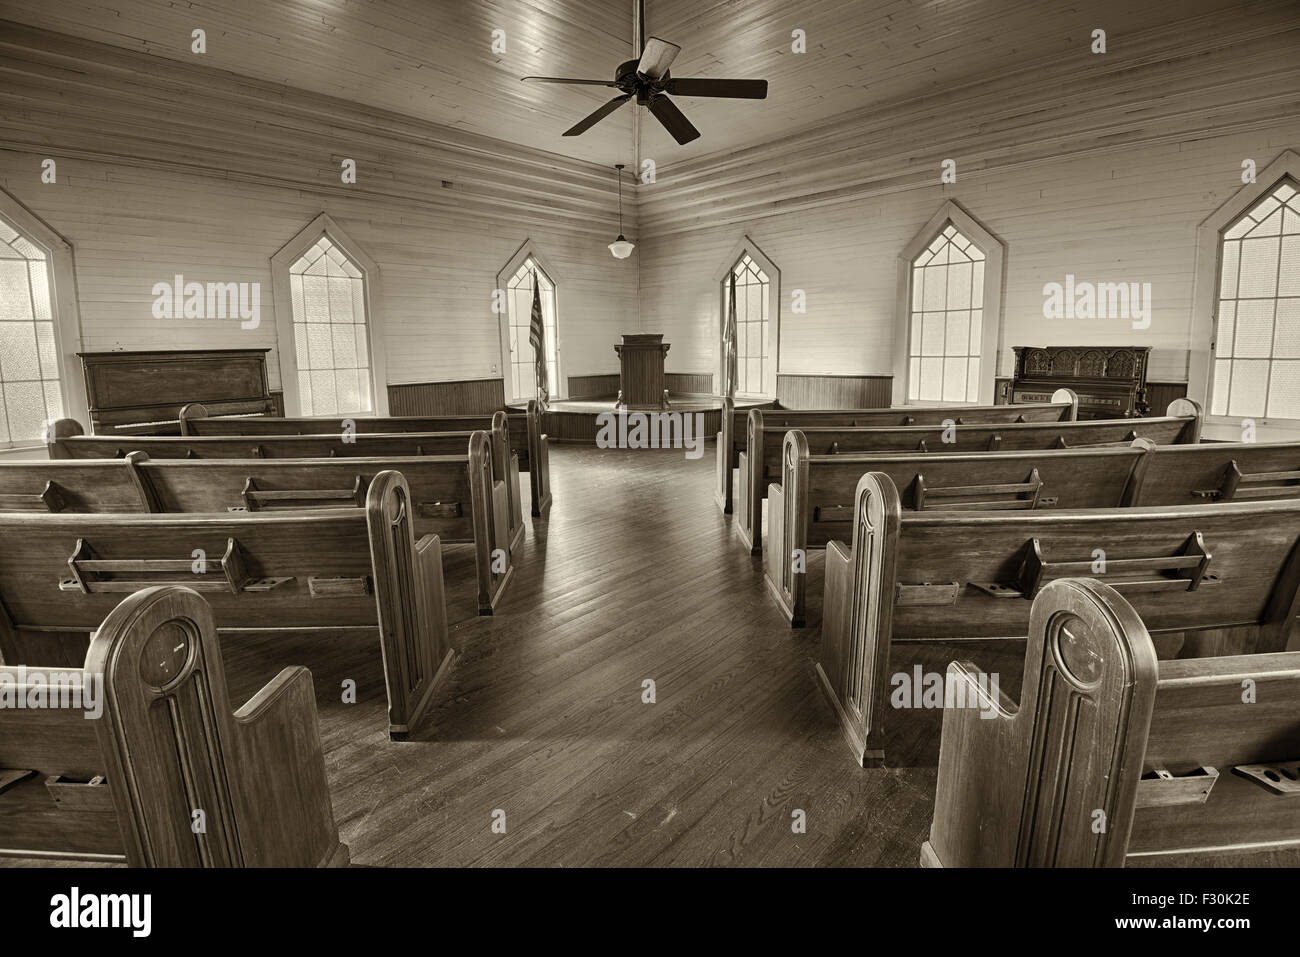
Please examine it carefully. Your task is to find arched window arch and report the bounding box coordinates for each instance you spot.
[497,242,560,403]
[895,201,1005,406]
[714,238,780,398]
[0,187,85,447]
[271,213,387,416]
[1190,151,1300,425]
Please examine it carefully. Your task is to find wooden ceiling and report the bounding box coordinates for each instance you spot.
[0,0,1259,167]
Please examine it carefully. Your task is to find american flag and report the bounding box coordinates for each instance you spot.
[529,275,549,407]
[724,269,738,399]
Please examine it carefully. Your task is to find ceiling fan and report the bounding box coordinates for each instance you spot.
[520,2,768,145]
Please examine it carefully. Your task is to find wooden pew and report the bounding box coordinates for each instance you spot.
[765,436,1151,625]
[180,399,553,517]
[51,416,526,551]
[1124,440,1300,505]
[739,398,1202,553]
[0,470,453,741]
[714,390,1079,513]
[0,585,348,866]
[818,471,1300,766]
[922,578,1300,867]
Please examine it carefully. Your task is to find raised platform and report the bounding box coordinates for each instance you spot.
[507,395,768,444]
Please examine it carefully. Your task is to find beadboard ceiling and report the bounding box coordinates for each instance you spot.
[0,0,1263,166]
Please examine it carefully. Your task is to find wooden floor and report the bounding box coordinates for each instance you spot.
[8,443,1028,867]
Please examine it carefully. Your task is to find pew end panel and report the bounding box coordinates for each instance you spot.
[491,411,525,550]
[366,470,457,740]
[763,430,810,627]
[715,396,735,514]
[815,472,901,767]
[739,409,765,553]
[1051,387,1080,421]
[527,400,552,515]
[1166,398,1204,443]
[88,585,347,866]
[469,430,516,615]
[925,578,1159,867]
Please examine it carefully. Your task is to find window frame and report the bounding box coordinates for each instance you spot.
[713,236,780,399]
[497,241,563,403]
[1190,150,1300,430]
[271,212,388,417]
[0,186,87,447]
[893,200,1005,407]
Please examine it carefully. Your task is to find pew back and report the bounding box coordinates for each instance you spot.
[818,472,1300,764]
[0,471,453,739]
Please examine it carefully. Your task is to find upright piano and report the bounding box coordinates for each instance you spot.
[1003,345,1150,419]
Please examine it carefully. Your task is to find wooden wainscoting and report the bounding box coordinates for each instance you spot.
[775,374,892,409]
[1145,381,1188,416]
[388,379,506,415]
[667,372,714,396]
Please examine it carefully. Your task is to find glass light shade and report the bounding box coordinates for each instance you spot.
[608,235,635,259]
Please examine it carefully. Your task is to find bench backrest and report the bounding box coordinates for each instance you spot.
[0,470,450,739]
[0,585,345,866]
[1132,441,1300,505]
[818,472,1300,764]
[714,391,1078,511]
[925,578,1300,867]
[738,399,1203,552]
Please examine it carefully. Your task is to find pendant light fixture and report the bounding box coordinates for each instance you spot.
[608,163,635,259]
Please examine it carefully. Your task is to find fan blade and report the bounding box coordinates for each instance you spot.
[522,76,618,86]
[637,37,681,81]
[647,94,700,145]
[562,94,633,136]
[665,77,768,99]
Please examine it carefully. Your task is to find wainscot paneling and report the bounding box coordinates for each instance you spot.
[387,379,506,416]
[775,374,893,409]
[1146,381,1189,416]
[568,372,714,398]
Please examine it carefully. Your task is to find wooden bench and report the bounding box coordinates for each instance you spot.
[818,471,1300,766]
[180,399,553,516]
[714,390,1079,513]
[765,436,1151,625]
[0,585,348,866]
[51,416,526,551]
[922,577,1300,867]
[765,435,1300,625]
[0,470,453,741]
[739,398,1202,553]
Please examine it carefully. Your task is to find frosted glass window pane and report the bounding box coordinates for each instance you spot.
[352,281,366,322]
[945,312,970,356]
[1278,240,1300,298]
[971,262,984,307]
[969,310,983,355]
[336,369,360,412]
[306,323,333,368]
[43,381,63,421]
[1272,299,1300,358]
[1227,359,1268,417]
[4,381,45,441]
[0,262,31,320]
[1220,242,1240,298]
[0,322,40,379]
[310,370,337,416]
[922,268,946,311]
[35,322,58,377]
[332,325,357,367]
[919,358,943,401]
[908,358,920,400]
[1238,238,1280,298]
[967,358,980,401]
[291,275,304,319]
[298,371,313,415]
[1267,361,1300,419]
[1224,217,1254,241]
[328,278,354,322]
[0,219,16,244]
[357,372,372,412]
[912,268,925,310]
[1234,300,1274,358]
[921,313,944,355]
[946,262,972,310]
[1249,209,1283,237]
[942,358,966,402]
[1211,360,1230,415]
[294,324,309,370]
[910,317,921,355]
[302,276,329,321]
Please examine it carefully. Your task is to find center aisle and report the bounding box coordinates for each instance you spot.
[223,443,1024,867]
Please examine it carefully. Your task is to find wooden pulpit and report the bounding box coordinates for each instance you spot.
[614,334,670,410]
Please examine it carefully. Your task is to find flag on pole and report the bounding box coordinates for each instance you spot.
[529,274,550,408]
[724,269,738,399]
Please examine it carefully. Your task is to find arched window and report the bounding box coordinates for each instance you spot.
[715,238,780,398]
[0,188,84,447]
[497,243,560,403]
[1208,176,1300,419]
[271,214,387,416]
[896,202,1004,406]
